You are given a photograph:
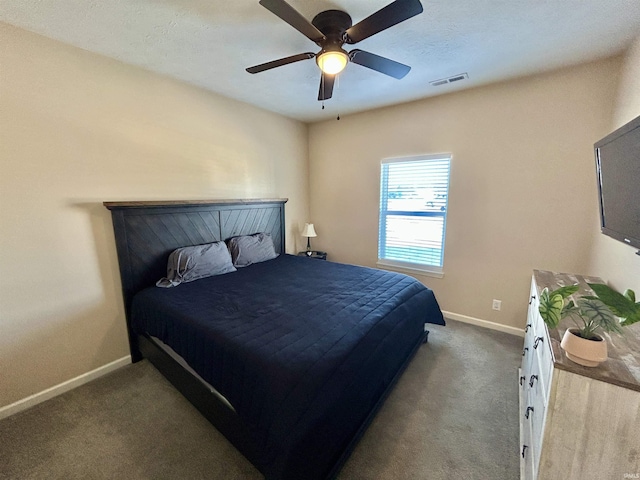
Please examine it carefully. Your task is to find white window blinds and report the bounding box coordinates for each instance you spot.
[378,155,451,271]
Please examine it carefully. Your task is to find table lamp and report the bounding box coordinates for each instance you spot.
[302,223,317,255]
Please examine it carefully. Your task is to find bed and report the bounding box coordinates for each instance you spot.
[105,198,445,480]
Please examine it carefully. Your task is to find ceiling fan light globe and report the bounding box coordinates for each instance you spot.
[317,51,348,75]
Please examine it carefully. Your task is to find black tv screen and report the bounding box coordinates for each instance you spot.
[594,114,640,251]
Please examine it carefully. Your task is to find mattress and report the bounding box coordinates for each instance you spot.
[131,254,444,479]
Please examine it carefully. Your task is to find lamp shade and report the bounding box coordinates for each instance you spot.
[302,223,317,238]
[316,50,348,75]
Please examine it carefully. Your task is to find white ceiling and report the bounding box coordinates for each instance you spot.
[2,1,640,122]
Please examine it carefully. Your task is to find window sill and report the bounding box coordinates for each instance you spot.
[376,261,445,279]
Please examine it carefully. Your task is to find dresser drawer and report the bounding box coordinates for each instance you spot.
[526,350,546,404]
[529,290,553,404]
[527,362,546,469]
[526,280,539,333]
[532,319,553,401]
[522,393,537,480]
[521,417,535,480]
[521,327,535,379]
[521,280,538,376]
[519,367,536,480]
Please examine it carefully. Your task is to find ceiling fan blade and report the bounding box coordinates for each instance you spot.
[349,49,411,79]
[259,0,325,44]
[246,52,315,74]
[345,0,423,44]
[318,73,335,101]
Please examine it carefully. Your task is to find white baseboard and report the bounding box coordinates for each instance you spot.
[0,355,131,420]
[442,310,524,337]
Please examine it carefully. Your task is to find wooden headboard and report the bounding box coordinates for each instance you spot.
[104,198,288,360]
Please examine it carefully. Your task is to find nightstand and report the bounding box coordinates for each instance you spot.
[297,251,327,260]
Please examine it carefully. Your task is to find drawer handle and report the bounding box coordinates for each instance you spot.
[534,336,544,349]
[529,374,538,387]
[525,406,534,419]
[529,295,536,305]
[524,323,532,333]
[522,444,528,458]
[522,347,529,356]
[519,376,525,386]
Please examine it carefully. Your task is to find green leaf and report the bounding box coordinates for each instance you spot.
[620,309,640,327]
[561,299,577,316]
[550,285,579,299]
[588,283,637,318]
[624,289,636,303]
[577,297,622,334]
[539,288,563,328]
[540,287,549,301]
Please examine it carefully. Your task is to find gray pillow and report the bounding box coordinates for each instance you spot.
[156,241,236,288]
[227,232,278,267]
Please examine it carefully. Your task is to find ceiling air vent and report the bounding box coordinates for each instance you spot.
[430,73,468,87]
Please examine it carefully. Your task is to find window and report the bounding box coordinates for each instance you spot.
[378,154,451,277]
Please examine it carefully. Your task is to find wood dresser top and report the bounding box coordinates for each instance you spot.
[534,270,640,392]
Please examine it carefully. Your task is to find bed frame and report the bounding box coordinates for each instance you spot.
[104,198,428,480]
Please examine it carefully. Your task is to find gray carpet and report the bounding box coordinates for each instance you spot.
[0,320,522,479]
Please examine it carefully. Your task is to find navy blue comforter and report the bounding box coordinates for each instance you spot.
[131,254,444,479]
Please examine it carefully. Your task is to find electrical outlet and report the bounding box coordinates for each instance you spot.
[492,299,502,311]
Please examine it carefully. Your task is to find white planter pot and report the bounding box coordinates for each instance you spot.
[560,328,607,367]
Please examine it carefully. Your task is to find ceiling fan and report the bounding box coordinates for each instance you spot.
[246,0,423,101]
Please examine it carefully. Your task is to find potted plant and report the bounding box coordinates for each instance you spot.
[539,283,640,367]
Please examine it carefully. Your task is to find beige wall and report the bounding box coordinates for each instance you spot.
[0,24,309,409]
[587,36,640,294]
[309,57,621,330]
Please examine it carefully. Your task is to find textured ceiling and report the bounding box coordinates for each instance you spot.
[2,1,640,122]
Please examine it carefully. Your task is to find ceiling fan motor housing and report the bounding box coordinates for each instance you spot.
[311,10,353,43]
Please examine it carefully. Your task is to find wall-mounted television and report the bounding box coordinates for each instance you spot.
[594,114,640,254]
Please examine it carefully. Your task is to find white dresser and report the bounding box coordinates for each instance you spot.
[519,270,640,480]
